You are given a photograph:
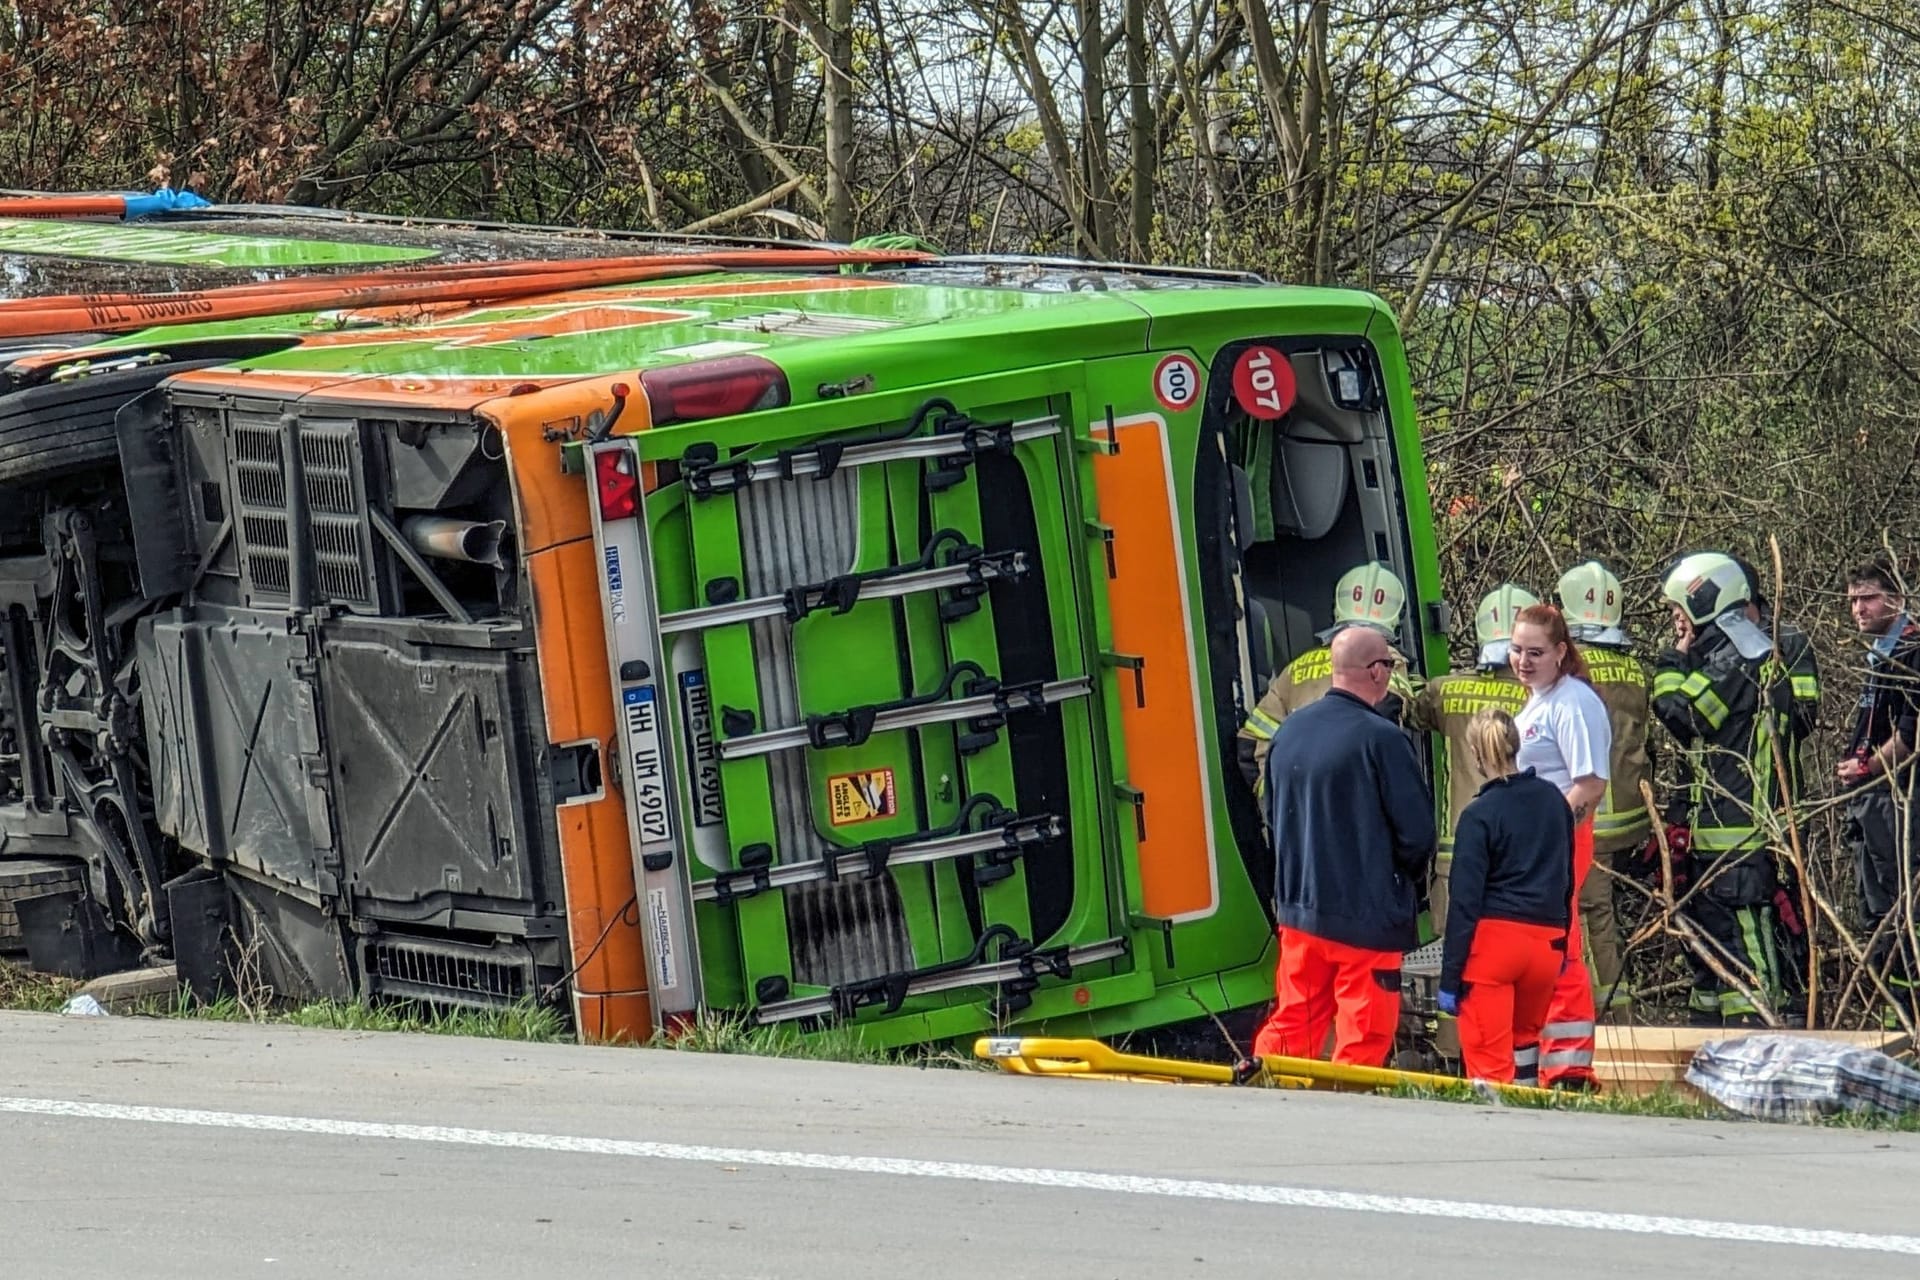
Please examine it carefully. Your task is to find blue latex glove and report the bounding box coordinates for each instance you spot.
[122,188,211,220]
[1436,989,1461,1017]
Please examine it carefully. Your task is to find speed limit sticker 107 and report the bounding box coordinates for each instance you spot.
[1231,344,1297,419]
[1152,353,1202,413]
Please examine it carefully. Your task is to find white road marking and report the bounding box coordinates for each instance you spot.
[3,1094,1915,1255]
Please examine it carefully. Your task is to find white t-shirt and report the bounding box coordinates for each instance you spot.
[1514,676,1612,794]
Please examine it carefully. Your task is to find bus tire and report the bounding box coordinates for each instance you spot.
[0,360,226,487]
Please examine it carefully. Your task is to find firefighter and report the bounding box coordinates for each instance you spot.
[1728,550,1815,1007]
[1835,560,1920,1021]
[1437,706,1575,1086]
[1652,552,1820,1026]
[1557,559,1652,1018]
[1408,583,1535,927]
[1236,561,1418,792]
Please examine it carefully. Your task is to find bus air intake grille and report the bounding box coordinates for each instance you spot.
[736,466,912,988]
[367,938,530,1009]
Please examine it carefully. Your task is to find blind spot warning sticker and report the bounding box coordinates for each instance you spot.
[828,768,897,826]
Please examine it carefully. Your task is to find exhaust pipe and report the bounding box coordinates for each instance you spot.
[402,515,507,568]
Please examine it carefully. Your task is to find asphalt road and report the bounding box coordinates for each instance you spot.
[3,1011,1918,1278]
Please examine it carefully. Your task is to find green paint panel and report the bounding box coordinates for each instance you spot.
[77,274,1148,392]
[882,461,979,968]
[0,217,436,266]
[788,464,943,972]
[682,487,797,1003]
[272,277,1111,379]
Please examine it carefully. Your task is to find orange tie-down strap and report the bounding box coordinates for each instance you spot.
[0,195,136,220]
[0,248,932,338]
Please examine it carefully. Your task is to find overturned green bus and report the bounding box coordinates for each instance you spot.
[0,198,1445,1046]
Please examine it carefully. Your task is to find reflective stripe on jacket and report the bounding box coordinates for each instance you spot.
[1584,645,1655,855]
[1651,620,1819,850]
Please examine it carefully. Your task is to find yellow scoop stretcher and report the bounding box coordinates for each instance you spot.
[974,1036,1556,1103]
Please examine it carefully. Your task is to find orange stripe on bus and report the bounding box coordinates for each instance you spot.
[522,539,652,1040]
[490,376,664,1042]
[1093,417,1217,920]
[487,275,903,306]
[161,367,578,407]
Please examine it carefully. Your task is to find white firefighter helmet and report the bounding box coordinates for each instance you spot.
[1661,552,1772,660]
[1318,562,1406,642]
[1474,584,1539,667]
[1558,560,1628,645]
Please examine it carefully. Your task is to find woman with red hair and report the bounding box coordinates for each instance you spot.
[1507,603,1612,1090]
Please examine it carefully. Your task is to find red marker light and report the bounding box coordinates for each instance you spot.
[1073,985,1091,1007]
[594,446,639,521]
[640,355,790,426]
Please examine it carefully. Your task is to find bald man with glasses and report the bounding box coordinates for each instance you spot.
[1250,627,1438,1066]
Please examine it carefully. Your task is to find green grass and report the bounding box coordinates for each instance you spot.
[0,957,569,1042]
[135,989,570,1041]
[166,993,571,1041]
[0,961,80,1013]
[648,1008,986,1069]
[1386,1078,1920,1130]
[1387,1078,1724,1118]
[0,959,964,1063]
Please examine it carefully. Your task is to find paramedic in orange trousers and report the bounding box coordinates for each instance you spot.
[1437,707,1575,1086]
[1509,604,1611,1090]
[1252,627,1437,1065]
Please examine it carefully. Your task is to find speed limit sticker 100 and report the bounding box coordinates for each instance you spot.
[1153,354,1201,413]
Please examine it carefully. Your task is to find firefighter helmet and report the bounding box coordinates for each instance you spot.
[1319,562,1406,641]
[1662,552,1773,659]
[1662,552,1749,626]
[1475,584,1538,667]
[1730,552,1769,612]
[1558,560,1625,641]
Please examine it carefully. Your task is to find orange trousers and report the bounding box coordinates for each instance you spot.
[1457,917,1564,1084]
[1253,927,1402,1066]
[1541,819,1598,1087]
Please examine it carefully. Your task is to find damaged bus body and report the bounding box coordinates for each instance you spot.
[0,202,1444,1046]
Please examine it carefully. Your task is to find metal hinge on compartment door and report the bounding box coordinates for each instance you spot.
[751,924,1129,1025]
[713,659,1090,760]
[660,529,1028,636]
[583,438,704,1026]
[289,621,342,895]
[692,794,1062,905]
[676,402,1061,498]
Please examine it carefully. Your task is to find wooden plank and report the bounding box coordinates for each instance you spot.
[1596,1026,1910,1067]
[1594,1059,1707,1102]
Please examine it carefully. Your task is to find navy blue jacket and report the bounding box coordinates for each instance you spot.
[1439,768,1574,993]
[1265,689,1436,952]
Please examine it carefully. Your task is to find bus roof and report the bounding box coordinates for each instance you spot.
[2,200,1395,409]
